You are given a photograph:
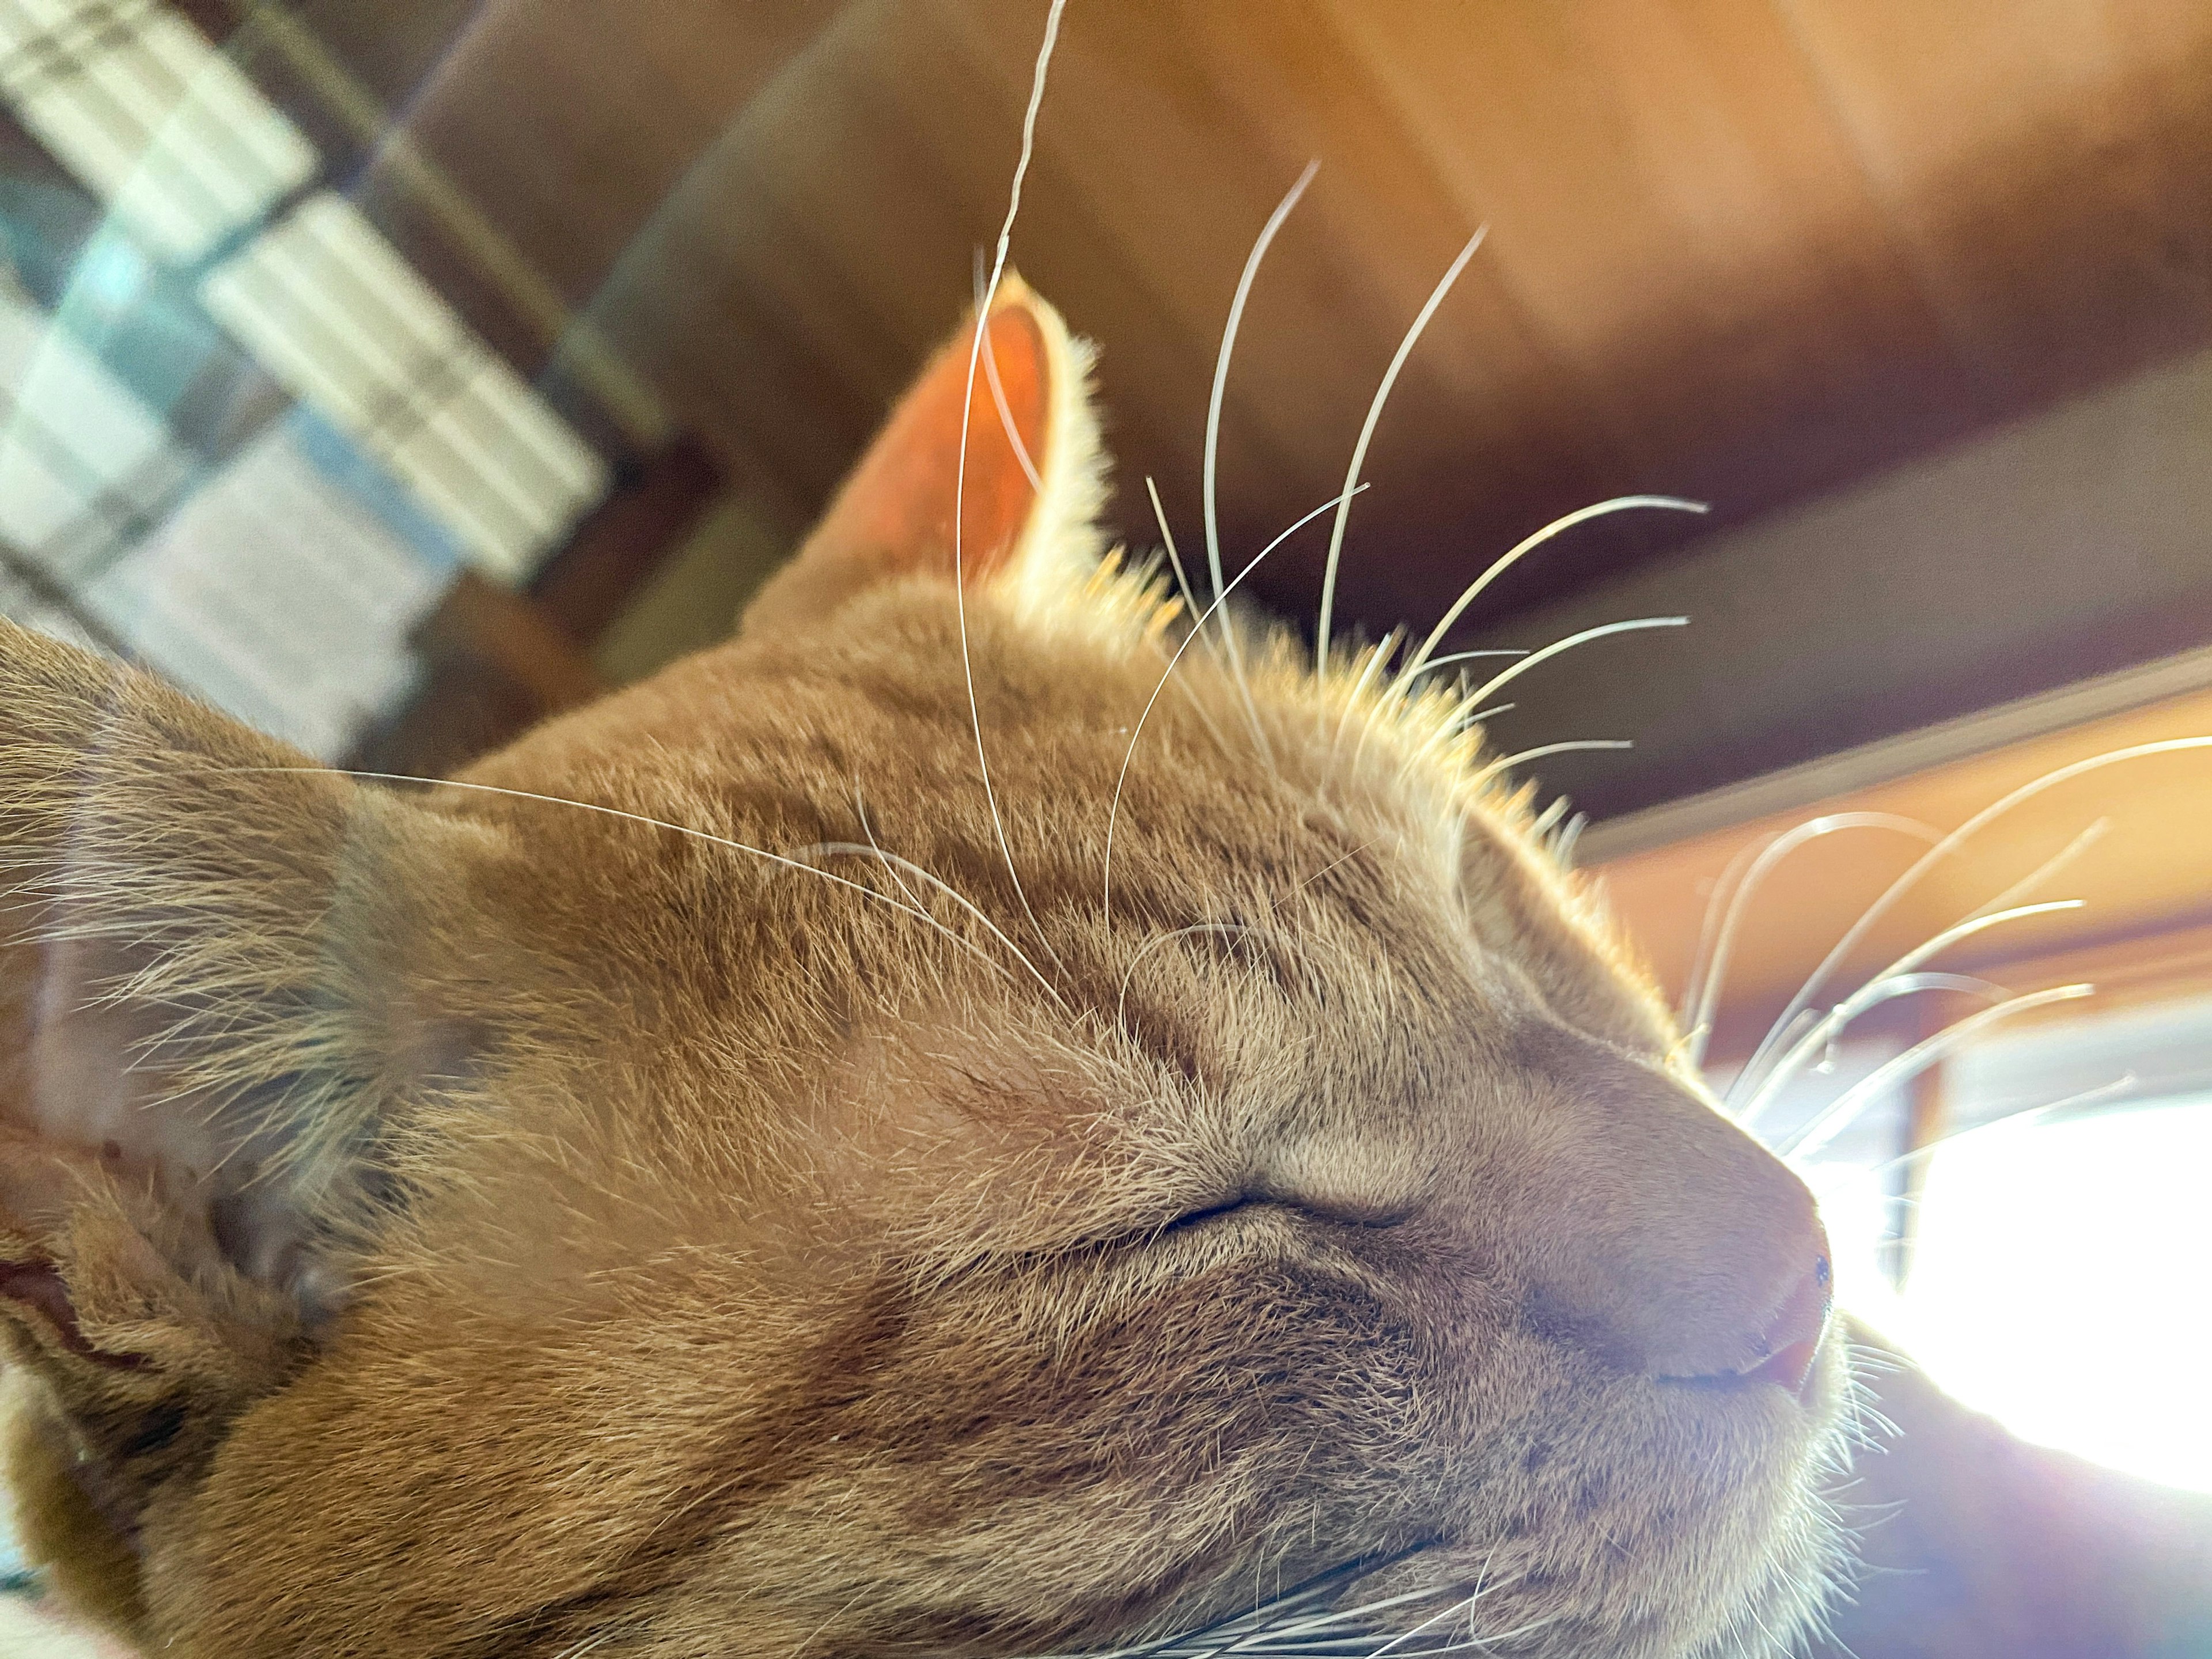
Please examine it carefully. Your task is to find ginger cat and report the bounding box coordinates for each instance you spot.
[0,281,1845,1658]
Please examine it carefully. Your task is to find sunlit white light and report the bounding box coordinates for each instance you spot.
[1895,1097,2212,1490]
[0,281,192,570]
[1809,1097,2212,1493]
[0,0,315,262]
[199,192,609,581]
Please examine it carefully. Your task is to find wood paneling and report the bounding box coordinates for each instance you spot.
[321,0,2212,659]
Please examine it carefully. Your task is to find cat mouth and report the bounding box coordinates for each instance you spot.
[1741,1333,1825,1396]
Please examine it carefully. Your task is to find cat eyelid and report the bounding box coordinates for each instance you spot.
[1155,1192,1414,1241]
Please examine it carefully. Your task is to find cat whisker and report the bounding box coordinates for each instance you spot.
[1728,969,2007,1138]
[1964,815,2109,923]
[1438,616,1687,735]
[1355,1588,1492,1659]
[953,0,1070,979]
[1732,899,2081,1121]
[1116,922,1255,1031]
[1206,161,1319,762]
[1389,497,1707,695]
[1031,1555,1440,1659]
[1314,226,1491,684]
[979,252,1046,491]
[1738,737,2212,1092]
[1400,648,1529,685]
[1293,840,1376,900]
[1102,484,1369,926]
[206,768,1032,1002]
[1467,740,1631,790]
[1145,482,1236,757]
[1679,813,1943,1072]
[1855,1073,2137,1179]
[799,842,1071,1013]
[1241,1581,1471,1643]
[853,785,926,914]
[1148,475,1213,658]
[1779,982,2094,1160]
[1445,701,1514,732]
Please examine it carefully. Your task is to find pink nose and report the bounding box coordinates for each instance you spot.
[1737,1237,1834,1394]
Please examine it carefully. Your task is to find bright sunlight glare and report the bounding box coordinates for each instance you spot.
[1808,1096,2212,1493]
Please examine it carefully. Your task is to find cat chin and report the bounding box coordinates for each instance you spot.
[1375,1363,1853,1659]
[1359,1474,1847,1659]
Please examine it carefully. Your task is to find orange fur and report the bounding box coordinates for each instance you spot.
[0,282,1844,1657]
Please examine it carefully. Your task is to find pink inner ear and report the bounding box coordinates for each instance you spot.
[0,1259,141,1369]
[0,1260,78,1334]
[816,302,1052,588]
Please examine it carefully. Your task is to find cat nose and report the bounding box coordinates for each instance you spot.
[1486,1027,1838,1393]
[1747,1238,1834,1392]
[1684,1227,1834,1394]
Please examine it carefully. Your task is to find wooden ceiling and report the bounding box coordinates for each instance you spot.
[298,0,2212,642]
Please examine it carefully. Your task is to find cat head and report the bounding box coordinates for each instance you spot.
[0,279,1845,1658]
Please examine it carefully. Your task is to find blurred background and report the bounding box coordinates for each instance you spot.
[0,2,2209,1655]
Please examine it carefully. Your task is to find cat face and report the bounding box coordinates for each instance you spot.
[0,283,1843,1658]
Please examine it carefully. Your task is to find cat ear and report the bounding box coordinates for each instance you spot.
[0,624,480,1362]
[741,273,1109,634]
[0,624,505,1620]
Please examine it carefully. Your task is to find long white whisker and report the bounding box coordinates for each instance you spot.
[1395,497,1707,690]
[1314,226,1488,682]
[1445,616,1687,723]
[1142,480,1235,756]
[1247,1583,1478,1644]
[1722,970,2010,1134]
[978,256,1045,490]
[1782,983,2094,1160]
[1116,923,1252,1031]
[1680,813,1942,1071]
[1737,813,2115,1106]
[798,842,1069,1011]
[1744,738,2212,1092]
[1206,161,1318,756]
[210,769,1022,991]
[953,0,1069,977]
[1468,740,1631,789]
[1351,1608,1467,1659]
[1965,816,2109,922]
[1357,1588,1498,1659]
[1734,899,2082,1122]
[1802,968,2009,1021]
[1022,1556,1433,1659]
[1101,484,1368,924]
[1147,476,1211,650]
[853,786,924,912]
[1861,1073,2138,1178]
[1400,647,1528,683]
